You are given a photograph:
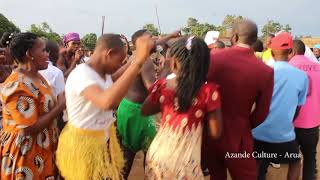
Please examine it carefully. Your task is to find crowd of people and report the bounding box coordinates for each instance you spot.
[0,19,319,180]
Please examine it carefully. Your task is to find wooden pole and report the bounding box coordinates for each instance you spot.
[101,16,105,36]
[155,5,162,35]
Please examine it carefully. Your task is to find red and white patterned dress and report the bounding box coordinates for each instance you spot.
[145,79,221,180]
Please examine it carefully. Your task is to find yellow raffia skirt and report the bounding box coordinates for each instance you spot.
[56,123,124,180]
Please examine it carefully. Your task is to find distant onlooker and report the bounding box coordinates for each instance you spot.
[262,34,275,65]
[39,40,66,130]
[313,44,320,61]
[0,32,16,83]
[212,40,225,50]
[252,39,264,59]
[39,40,65,97]
[56,32,83,77]
[205,31,220,49]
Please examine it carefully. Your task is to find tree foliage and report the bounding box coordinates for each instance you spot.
[220,15,244,37]
[180,16,292,40]
[81,33,97,50]
[222,15,244,28]
[0,13,20,38]
[261,20,292,38]
[182,17,219,37]
[143,24,160,36]
[29,22,61,43]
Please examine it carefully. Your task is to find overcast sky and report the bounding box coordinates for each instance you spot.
[1,0,319,38]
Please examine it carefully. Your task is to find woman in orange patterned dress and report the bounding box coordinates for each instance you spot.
[0,32,65,180]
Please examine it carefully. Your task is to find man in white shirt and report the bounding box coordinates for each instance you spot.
[40,61,65,97]
[39,40,66,130]
[39,40,65,97]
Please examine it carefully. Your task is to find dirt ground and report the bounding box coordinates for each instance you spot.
[128,143,320,180]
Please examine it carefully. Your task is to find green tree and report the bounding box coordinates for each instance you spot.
[182,17,218,37]
[0,13,20,38]
[81,33,97,50]
[143,24,160,36]
[222,15,244,28]
[29,22,61,43]
[261,20,292,38]
[220,15,244,37]
[182,18,199,35]
[283,24,292,32]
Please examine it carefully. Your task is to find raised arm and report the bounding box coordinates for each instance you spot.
[81,35,155,111]
[63,50,82,78]
[111,57,132,82]
[156,30,181,46]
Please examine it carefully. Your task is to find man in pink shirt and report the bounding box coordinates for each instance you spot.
[289,40,320,180]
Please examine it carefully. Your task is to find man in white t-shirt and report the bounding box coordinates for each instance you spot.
[39,40,66,130]
[39,61,65,97]
[39,40,65,97]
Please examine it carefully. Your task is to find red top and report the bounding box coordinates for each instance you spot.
[149,79,221,132]
[207,46,274,152]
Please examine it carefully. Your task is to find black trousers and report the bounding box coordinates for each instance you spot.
[295,126,319,180]
[254,139,301,180]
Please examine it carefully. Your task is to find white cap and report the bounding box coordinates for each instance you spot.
[204,31,220,46]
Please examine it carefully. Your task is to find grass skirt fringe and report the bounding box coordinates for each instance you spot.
[56,123,124,180]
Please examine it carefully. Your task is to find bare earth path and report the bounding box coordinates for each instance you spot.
[128,143,320,180]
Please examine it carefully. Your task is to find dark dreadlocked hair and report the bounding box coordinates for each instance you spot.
[169,37,210,112]
[9,32,38,63]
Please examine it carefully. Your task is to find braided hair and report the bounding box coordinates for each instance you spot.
[9,32,38,63]
[169,37,210,112]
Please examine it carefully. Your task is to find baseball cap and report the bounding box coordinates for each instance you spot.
[270,32,292,50]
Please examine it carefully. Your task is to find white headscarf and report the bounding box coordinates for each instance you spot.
[305,45,319,63]
[204,31,220,46]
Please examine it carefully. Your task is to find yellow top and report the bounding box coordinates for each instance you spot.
[262,48,272,64]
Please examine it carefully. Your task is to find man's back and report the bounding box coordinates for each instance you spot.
[253,61,308,143]
[290,55,320,128]
[207,46,274,151]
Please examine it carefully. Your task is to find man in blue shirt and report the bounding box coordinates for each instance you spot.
[252,32,308,180]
